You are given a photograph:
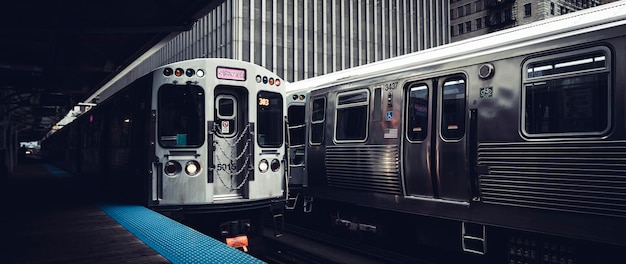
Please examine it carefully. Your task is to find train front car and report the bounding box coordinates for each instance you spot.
[150,58,286,249]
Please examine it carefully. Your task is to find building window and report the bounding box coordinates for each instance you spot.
[523,48,610,137]
[465,21,471,33]
[551,2,555,15]
[475,0,483,12]
[450,9,455,20]
[524,3,532,17]
[504,9,512,21]
[465,4,471,15]
[458,24,464,35]
[476,18,483,29]
[458,6,464,17]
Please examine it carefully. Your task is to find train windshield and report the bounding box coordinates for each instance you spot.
[157,84,205,148]
[257,91,283,147]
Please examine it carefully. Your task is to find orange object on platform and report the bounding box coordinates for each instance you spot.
[226,235,249,252]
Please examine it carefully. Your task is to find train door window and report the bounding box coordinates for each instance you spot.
[406,83,429,141]
[523,47,610,137]
[157,84,205,147]
[288,105,306,146]
[335,89,369,142]
[310,97,326,145]
[257,91,284,147]
[216,95,237,137]
[441,78,466,140]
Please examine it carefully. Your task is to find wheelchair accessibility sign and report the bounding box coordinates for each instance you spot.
[386,111,393,121]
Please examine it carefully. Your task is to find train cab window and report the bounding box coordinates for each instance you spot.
[335,90,369,142]
[216,95,237,137]
[257,91,284,147]
[406,83,429,141]
[157,84,205,148]
[523,48,610,136]
[310,97,326,145]
[441,78,466,140]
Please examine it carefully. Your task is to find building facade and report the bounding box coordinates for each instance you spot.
[450,0,602,42]
[94,0,451,101]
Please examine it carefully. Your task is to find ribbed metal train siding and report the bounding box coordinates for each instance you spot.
[325,145,401,195]
[478,141,626,218]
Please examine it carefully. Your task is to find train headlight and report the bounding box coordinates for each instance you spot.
[271,159,280,172]
[259,159,269,173]
[185,160,201,176]
[164,161,182,176]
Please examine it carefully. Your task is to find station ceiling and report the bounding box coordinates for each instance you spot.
[1,1,221,142]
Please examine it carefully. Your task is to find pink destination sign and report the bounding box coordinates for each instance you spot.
[216,67,246,81]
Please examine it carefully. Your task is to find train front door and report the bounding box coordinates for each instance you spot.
[402,75,471,202]
[213,86,249,200]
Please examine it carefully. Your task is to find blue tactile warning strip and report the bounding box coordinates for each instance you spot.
[40,163,71,177]
[100,204,266,264]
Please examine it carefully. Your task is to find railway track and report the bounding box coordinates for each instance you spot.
[255,223,433,264]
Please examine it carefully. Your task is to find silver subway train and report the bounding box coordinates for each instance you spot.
[42,58,286,248]
[286,2,626,262]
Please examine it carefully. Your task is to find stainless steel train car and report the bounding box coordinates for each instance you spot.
[41,58,286,248]
[287,2,626,262]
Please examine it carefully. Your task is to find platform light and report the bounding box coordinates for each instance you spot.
[174,68,184,77]
[258,159,269,172]
[196,69,205,77]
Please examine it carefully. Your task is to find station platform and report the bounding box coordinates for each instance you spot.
[0,157,265,263]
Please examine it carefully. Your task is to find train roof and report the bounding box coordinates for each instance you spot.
[287,0,626,93]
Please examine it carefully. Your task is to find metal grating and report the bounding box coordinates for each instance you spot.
[326,145,401,195]
[478,140,626,218]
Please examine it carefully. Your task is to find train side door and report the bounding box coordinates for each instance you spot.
[213,86,249,200]
[403,75,470,201]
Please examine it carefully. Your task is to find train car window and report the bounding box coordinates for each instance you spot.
[441,78,466,140]
[157,84,205,148]
[523,48,610,136]
[288,105,306,146]
[257,91,284,147]
[335,90,369,142]
[406,83,429,141]
[310,97,326,145]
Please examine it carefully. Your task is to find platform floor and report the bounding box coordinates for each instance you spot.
[1,157,263,263]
